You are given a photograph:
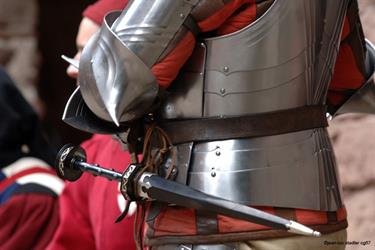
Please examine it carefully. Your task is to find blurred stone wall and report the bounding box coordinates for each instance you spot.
[0,0,92,145]
[328,1,375,249]
[0,0,41,114]
[329,115,375,250]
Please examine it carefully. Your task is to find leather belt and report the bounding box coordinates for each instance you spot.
[159,105,328,144]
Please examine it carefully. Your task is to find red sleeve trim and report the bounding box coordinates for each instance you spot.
[83,0,129,25]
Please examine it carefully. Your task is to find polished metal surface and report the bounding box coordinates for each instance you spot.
[163,0,348,211]
[174,142,194,184]
[287,221,321,237]
[111,0,200,67]
[137,172,154,199]
[334,40,375,116]
[162,0,348,119]
[77,0,200,124]
[161,43,206,118]
[62,87,127,134]
[187,128,342,211]
[79,12,158,124]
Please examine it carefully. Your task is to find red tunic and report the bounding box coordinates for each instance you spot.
[0,194,59,250]
[47,135,136,250]
[0,159,62,250]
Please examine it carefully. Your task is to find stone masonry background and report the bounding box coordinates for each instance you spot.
[329,1,375,249]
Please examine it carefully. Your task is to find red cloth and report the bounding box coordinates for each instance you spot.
[0,194,59,250]
[47,135,136,250]
[83,0,129,25]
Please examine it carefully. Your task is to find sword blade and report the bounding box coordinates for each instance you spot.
[140,174,321,237]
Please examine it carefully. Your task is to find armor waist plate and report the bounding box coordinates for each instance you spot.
[160,0,349,211]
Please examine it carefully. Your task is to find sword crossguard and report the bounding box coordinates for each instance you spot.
[120,163,144,201]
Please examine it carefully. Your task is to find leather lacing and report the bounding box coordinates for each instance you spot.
[133,124,177,250]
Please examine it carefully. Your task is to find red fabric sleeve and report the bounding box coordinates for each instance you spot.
[46,177,96,250]
[327,1,367,108]
[83,0,129,25]
[47,135,136,250]
[152,0,257,89]
[0,194,59,250]
[46,136,102,250]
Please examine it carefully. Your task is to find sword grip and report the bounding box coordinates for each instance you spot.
[56,144,123,182]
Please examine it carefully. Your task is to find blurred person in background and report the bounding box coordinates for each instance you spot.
[47,1,137,250]
[0,67,64,250]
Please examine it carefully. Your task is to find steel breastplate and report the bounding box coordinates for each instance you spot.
[159,0,349,211]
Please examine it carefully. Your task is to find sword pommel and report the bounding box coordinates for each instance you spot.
[55,144,86,181]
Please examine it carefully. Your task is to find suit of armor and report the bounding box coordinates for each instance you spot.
[63,0,375,249]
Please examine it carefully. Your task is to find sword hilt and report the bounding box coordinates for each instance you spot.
[55,144,144,200]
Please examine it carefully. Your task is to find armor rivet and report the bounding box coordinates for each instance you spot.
[216,151,221,156]
[220,88,226,94]
[179,13,185,19]
[223,66,229,72]
[211,171,216,177]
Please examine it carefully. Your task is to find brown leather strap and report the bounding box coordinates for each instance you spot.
[273,208,297,221]
[159,106,328,145]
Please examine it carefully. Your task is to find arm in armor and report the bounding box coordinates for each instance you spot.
[64,0,262,132]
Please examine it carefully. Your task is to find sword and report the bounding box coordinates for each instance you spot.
[56,144,321,237]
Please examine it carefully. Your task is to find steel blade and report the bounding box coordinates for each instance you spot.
[139,174,321,236]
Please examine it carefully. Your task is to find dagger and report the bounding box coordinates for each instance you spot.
[56,144,321,237]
